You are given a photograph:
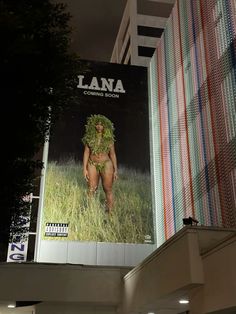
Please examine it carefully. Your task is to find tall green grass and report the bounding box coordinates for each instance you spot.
[42,159,153,243]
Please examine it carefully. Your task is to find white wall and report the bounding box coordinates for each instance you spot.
[37,240,155,267]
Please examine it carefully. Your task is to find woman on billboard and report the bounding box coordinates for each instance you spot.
[82,114,118,214]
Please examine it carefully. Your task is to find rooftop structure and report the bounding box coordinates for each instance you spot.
[111,0,175,67]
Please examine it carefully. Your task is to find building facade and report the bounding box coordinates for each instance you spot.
[111,0,175,67]
[149,0,236,247]
[1,0,236,313]
[1,227,236,314]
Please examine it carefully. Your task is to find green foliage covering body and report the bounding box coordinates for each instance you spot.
[82,114,115,154]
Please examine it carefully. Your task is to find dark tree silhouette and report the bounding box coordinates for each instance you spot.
[0,0,80,260]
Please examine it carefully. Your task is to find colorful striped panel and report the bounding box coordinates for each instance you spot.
[149,0,236,247]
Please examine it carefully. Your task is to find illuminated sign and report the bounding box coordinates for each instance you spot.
[41,60,154,245]
[7,242,28,262]
[77,75,126,93]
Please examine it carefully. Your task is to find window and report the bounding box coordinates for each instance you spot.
[138,46,156,57]
[138,25,164,38]
[121,37,130,63]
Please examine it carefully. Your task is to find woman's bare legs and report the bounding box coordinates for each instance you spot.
[101,160,114,213]
[87,160,114,213]
[87,163,99,197]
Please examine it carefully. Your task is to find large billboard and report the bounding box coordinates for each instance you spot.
[41,60,153,244]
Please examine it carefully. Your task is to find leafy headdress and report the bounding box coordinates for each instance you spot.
[82,114,115,154]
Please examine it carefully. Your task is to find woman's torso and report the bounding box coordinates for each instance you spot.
[88,136,112,162]
[89,151,110,163]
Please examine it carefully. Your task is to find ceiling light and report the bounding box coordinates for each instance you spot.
[8,304,16,308]
[179,299,189,304]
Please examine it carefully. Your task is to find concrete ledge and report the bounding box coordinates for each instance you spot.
[0,263,131,303]
[121,226,236,313]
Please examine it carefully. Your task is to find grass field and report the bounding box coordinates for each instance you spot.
[42,159,153,243]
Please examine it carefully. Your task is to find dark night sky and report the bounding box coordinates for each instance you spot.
[60,0,174,62]
[62,0,127,62]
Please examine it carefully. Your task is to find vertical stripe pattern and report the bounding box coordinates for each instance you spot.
[149,0,236,247]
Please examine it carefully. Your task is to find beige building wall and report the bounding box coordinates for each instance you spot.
[110,0,175,67]
[121,227,236,314]
[0,227,236,314]
[189,233,236,314]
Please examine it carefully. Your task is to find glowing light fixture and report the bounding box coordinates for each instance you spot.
[8,304,16,308]
[179,299,189,304]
